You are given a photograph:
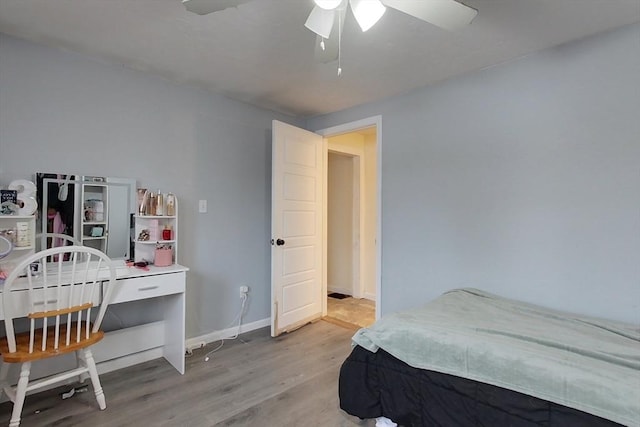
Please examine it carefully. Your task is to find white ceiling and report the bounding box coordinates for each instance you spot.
[0,0,638,117]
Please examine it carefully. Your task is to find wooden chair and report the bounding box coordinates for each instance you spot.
[35,233,83,261]
[0,245,116,427]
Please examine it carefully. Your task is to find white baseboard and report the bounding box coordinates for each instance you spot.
[98,348,164,375]
[185,317,270,352]
[363,292,376,301]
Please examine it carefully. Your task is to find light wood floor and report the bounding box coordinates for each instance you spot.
[0,320,376,426]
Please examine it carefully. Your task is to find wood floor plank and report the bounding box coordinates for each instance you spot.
[0,320,370,426]
[215,362,374,427]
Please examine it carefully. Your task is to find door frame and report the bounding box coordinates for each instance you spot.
[314,115,382,320]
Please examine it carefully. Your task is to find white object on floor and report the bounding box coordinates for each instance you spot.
[375,416,397,427]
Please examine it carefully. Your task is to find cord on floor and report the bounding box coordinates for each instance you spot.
[204,292,248,362]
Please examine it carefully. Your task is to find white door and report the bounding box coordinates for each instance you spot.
[271,120,324,337]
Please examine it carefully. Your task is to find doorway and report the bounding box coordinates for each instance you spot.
[324,127,377,328]
[270,116,381,336]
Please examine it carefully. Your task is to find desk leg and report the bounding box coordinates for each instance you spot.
[162,291,186,374]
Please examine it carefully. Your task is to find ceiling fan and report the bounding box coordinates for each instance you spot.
[182,0,478,68]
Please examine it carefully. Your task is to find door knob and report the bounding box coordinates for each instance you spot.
[276,238,285,246]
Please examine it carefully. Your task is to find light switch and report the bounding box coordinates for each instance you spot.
[198,199,207,213]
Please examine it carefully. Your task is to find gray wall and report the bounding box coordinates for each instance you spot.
[0,34,302,338]
[308,23,640,324]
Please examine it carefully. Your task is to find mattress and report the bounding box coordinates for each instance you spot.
[340,345,624,426]
[348,288,640,426]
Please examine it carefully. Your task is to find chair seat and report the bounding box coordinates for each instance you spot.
[0,325,104,363]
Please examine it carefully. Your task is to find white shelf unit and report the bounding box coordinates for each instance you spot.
[0,215,36,270]
[80,182,108,253]
[133,204,178,265]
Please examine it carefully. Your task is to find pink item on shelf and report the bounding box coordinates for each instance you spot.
[154,248,173,267]
[148,219,159,241]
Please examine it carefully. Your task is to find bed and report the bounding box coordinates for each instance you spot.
[338,288,640,426]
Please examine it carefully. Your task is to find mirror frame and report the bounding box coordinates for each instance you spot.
[36,173,136,260]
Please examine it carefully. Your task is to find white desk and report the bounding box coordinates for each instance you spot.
[0,262,188,377]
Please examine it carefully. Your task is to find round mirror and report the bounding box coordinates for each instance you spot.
[0,235,12,259]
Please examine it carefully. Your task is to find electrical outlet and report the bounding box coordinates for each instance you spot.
[239,285,249,297]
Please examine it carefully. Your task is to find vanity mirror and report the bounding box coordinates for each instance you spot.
[36,173,136,260]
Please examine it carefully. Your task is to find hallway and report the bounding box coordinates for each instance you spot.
[325,294,375,329]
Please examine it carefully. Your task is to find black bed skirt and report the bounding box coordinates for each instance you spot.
[339,345,622,427]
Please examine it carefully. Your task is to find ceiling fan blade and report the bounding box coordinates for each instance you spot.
[381,0,477,31]
[313,7,346,64]
[182,0,252,15]
[305,5,336,39]
[350,0,387,32]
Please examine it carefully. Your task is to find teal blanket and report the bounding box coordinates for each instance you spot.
[352,288,640,426]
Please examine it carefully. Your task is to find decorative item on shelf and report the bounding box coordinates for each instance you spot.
[84,199,104,221]
[8,180,38,216]
[16,195,37,215]
[0,235,12,259]
[137,188,148,215]
[166,193,176,216]
[147,192,157,216]
[0,190,19,215]
[137,229,150,241]
[0,228,16,245]
[0,201,19,216]
[8,180,37,197]
[147,219,159,240]
[162,225,173,241]
[15,222,31,247]
[93,199,104,221]
[154,244,173,267]
[156,191,164,216]
[1,190,17,205]
[90,226,104,237]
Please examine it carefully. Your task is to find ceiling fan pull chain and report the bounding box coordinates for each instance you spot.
[337,11,342,76]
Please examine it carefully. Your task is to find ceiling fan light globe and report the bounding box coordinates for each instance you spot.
[314,0,343,10]
[350,0,386,32]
